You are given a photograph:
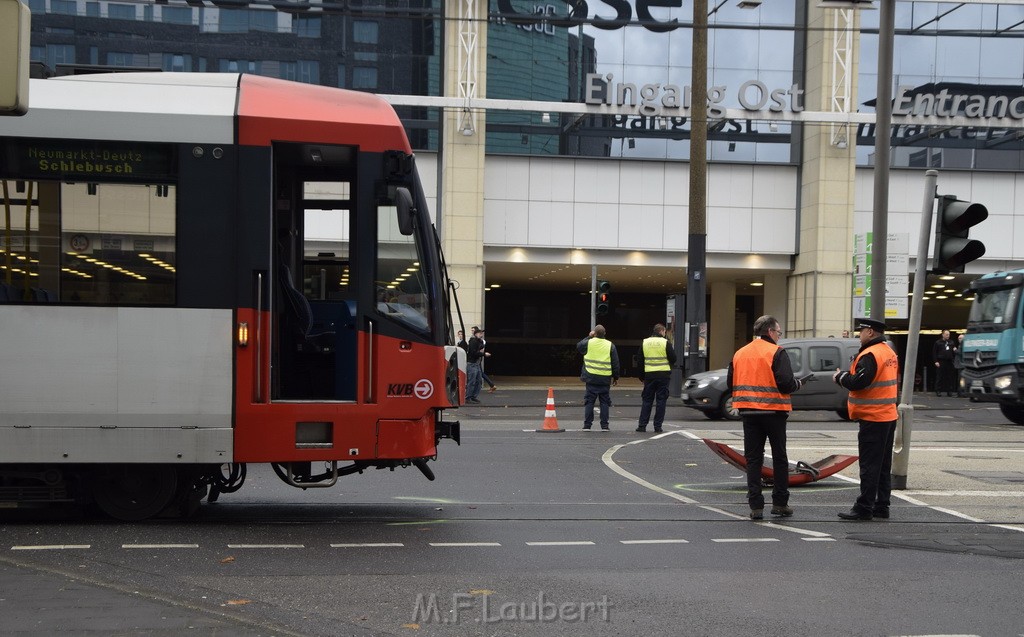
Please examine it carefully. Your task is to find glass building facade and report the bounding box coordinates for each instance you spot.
[24,0,1023,169]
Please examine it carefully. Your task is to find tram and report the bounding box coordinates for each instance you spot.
[0,72,463,520]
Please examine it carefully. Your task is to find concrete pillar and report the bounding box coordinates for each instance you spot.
[789,6,860,338]
[442,0,488,329]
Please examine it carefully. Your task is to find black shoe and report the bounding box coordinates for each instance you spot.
[467,397,480,404]
[635,427,647,432]
[770,505,793,517]
[837,508,873,521]
[873,507,890,519]
[600,427,610,431]
[653,428,663,433]
[749,509,763,520]
[582,426,592,431]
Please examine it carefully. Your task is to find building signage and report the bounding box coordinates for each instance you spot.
[495,0,696,33]
[893,85,1024,120]
[585,74,805,117]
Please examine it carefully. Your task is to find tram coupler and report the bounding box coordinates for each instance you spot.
[436,419,461,445]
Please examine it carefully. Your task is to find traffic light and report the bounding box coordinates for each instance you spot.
[932,194,988,274]
[596,280,611,316]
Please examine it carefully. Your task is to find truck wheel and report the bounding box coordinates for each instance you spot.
[999,403,1024,425]
[721,393,741,421]
[92,465,178,521]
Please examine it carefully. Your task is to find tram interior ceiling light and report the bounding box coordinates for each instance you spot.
[541,112,551,123]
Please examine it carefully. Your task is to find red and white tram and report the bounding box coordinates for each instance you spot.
[0,72,464,520]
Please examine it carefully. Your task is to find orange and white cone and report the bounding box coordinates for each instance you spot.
[536,387,565,433]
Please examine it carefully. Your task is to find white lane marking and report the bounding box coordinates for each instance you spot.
[619,539,689,544]
[900,490,1024,498]
[608,431,832,538]
[701,432,1024,533]
[711,538,780,543]
[601,441,699,504]
[226,544,304,549]
[801,537,837,542]
[525,541,595,546]
[122,544,199,549]
[331,543,405,548]
[990,524,1024,533]
[429,542,501,547]
[11,545,90,551]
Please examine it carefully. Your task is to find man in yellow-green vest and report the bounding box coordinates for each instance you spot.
[577,324,620,431]
[636,323,677,433]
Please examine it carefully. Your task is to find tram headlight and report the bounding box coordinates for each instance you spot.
[237,322,249,347]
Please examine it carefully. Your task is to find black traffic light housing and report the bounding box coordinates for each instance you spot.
[596,280,611,316]
[932,194,988,274]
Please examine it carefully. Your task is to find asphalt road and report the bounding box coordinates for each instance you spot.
[2,383,1023,636]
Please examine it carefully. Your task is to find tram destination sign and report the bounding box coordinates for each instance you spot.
[3,139,176,182]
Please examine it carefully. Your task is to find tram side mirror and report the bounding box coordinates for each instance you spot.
[395,186,416,236]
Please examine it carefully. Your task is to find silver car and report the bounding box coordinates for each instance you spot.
[681,337,863,421]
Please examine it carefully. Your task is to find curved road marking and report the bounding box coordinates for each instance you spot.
[601,433,831,538]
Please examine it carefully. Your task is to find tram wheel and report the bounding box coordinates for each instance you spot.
[92,465,178,521]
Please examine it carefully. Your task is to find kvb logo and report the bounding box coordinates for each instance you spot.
[387,379,434,399]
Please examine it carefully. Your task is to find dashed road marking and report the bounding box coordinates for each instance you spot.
[122,544,199,549]
[619,539,689,544]
[429,542,502,547]
[331,542,405,548]
[525,541,595,546]
[11,545,90,551]
[226,544,305,549]
[711,538,780,543]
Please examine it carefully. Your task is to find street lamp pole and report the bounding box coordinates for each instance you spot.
[686,0,708,377]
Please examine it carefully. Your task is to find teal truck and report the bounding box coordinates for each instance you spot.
[962,269,1024,425]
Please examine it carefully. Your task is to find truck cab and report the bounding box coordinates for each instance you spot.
[962,270,1024,425]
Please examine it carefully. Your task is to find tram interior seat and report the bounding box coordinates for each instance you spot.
[279,265,336,353]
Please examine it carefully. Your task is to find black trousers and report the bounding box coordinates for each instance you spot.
[854,419,897,514]
[935,360,956,394]
[742,412,789,510]
[638,376,670,429]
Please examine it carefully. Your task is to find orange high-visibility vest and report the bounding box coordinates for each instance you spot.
[847,342,899,422]
[731,338,791,412]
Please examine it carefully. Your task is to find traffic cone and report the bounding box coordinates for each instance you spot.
[536,387,565,432]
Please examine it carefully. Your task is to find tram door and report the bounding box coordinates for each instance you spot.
[272,143,359,401]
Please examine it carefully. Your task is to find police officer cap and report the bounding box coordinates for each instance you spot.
[855,318,887,332]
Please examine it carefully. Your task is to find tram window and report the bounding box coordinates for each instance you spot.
[0,179,176,305]
[375,203,430,334]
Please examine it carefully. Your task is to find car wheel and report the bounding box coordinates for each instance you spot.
[704,410,724,420]
[721,392,741,421]
[836,408,850,421]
